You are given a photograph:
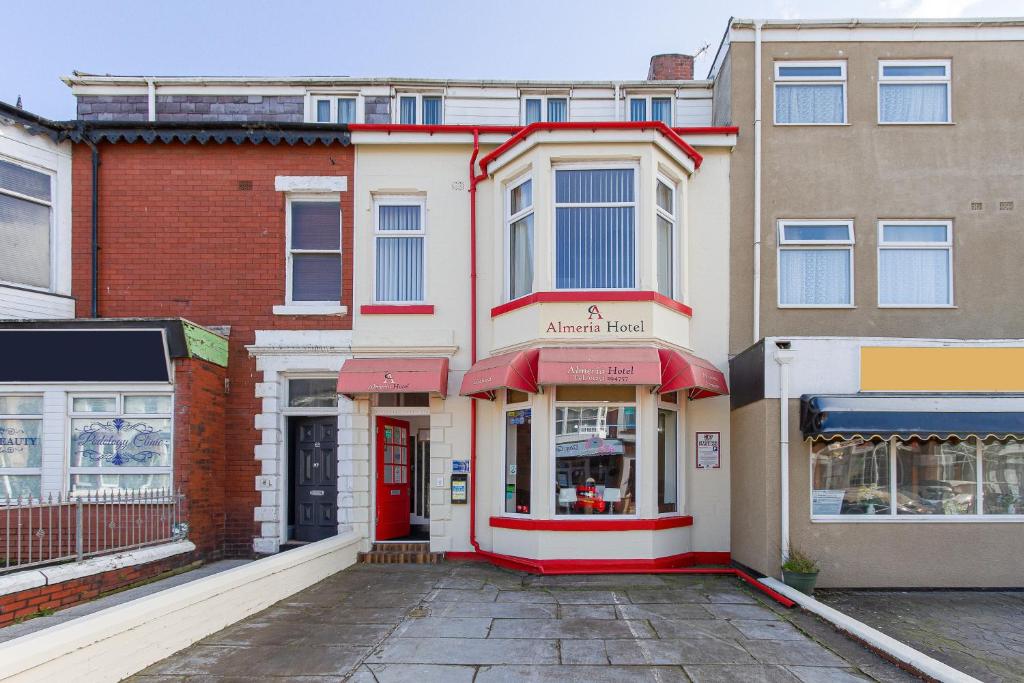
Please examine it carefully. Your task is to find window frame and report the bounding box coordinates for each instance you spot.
[284,194,343,307]
[773,60,848,126]
[776,219,856,309]
[501,390,534,517]
[551,162,640,292]
[520,95,570,124]
[627,95,674,125]
[308,93,361,124]
[504,174,535,302]
[876,220,954,308]
[0,155,56,293]
[656,396,681,517]
[655,174,678,299]
[372,195,428,304]
[284,375,340,413]
[67,392,174,495]
[877,59,952,125]
[810,436,1024,522]
[0,394,44,501]
[394,93,444,125]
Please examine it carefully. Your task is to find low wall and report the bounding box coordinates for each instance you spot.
[0,531,362,682]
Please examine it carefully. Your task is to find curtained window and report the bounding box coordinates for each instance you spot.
[507,177,534,300]
[547,98,568,122]
[656,177,677,298]
[778,221,854,306]
[311,96,357,124]
[398,96,417,124]
[0,158,52,290]
[879,61,951,123]
[774,61,846,124]
[878,222,952,306]
[554,167,636,290]
[521,96,570,124]
[375,199,425,302]
[629,98,647,121]
[628,97,673,125]
[524,98,542,124]
[422,96,442,125]
[288,198,341,303]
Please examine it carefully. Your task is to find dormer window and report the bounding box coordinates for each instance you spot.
[522,96,569,124]
[396,94,443,125]
[628,96,673,125]
[311,95,358,124]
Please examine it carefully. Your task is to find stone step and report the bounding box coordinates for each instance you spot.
[357,549,445,564]
[371,542,431,553]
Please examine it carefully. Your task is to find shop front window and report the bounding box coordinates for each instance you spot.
[811,438,892,515]
[0,395,44,500]
[657,406,678,513]
[895,438,976,515]
[554,386,636,515]
[505,395,532,514]
[981,439,1024,515]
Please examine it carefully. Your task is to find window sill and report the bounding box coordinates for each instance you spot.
[272,304,349,316]
[877,304,957,309]
[773,122,850,127]
[489,515,693,531]
[360,304,435,315]
[812,515,1024,523]
[878,121,955,126]
[777,305,856,309]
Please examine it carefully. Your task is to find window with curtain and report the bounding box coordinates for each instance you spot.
[554,167,635,290]
[774,62,846,124]
[524,98,542,124]
[656,178,676,298]
[0,158,52,290]
[778,221,854,306]
[879,61,950,123]
[547,98,568,122]
[337,98,356,124]
[398,96,417,124]
[312,97,357,124]
[288,198,341,303]
[507,177,534,300]
[651,97,673,125]
[878,222,952,306]
[375,199,425,302]
[0,396,43,500]
[629,98,647,121]
[422,96,442,124]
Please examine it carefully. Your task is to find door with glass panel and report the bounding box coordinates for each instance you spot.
[375,417,411,540]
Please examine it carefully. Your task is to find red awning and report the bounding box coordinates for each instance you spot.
[459,349,539,399]
[536,347,663,387]
[337,357,449,398]
[658,349,729,399]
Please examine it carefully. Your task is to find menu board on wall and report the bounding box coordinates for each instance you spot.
[695,431,720,469]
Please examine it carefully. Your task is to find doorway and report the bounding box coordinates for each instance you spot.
[290,416,339,542]
[374,413,430,542]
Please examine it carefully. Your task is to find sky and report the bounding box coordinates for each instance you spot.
[4,0,1023,119]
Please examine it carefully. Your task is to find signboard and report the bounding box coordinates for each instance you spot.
[452,460,470,473]
[811,489,845,515]
[695,431,720,469]
[450,473,468,504]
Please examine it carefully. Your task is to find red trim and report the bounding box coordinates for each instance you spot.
[673,126,740,135]
[489,515,693,531]
[478,121,703,172]
[491,290,693,318]
[360,304,435,315]
[348,123,521,135]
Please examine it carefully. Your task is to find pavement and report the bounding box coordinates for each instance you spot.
[817,589,1024,683]
[0,559,251,643]
[129,560,921,682]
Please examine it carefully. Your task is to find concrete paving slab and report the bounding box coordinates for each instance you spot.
[605,636,759,665]
[648,617,747,640]
[488,617,656,639]
[615,603,714,620]
[704,588,761,604]
[366,662,478,682]
[428,601,559,619]
[683,663,802,682]
[704,603,781,620]
[560,639,610,664]
[393,616,492,638]
[203,620,392,647]
[494,589,556,603]
[474,664,691,682]
[788,666,875,682]
[560,604,617,619]
[743,640,851,668]
[366,636,560,665]
[732,619,808,640]
[548,589,629,604]
[424,587,499,602]
[524,573,668,588]
[144,643,365,677]
[627,588,711,603]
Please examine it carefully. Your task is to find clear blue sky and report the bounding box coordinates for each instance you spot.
[4,0,1021,119]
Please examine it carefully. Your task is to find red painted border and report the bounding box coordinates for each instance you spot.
[347,124,739,138]
[360,305,435,315]
[490,290,693,318]
[489,515,693,531]
[673,126,740,135]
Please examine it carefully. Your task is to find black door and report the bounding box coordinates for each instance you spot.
[293,417,338,542]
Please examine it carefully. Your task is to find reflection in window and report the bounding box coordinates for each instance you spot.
[657,408,677,513]
[554,404,636,515]
[982,439,1024,514]
[288,378,338,408]
[895,438,976,515]
[811,439,891,515]
[505,407,532,514]
[0,395,43,500]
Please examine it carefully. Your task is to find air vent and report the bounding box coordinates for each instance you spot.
[1000,201,1014,211]
[237,180,253,191]
[970,201,983,211]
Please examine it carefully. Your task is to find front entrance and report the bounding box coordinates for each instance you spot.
[292,417,338,542]
[375,416,412,540]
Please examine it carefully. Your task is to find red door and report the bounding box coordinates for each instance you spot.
[375,417,411,540]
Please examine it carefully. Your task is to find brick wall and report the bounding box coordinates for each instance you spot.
[0,555,196,627]
[71,141,355,556]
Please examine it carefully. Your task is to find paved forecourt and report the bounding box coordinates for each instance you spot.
[131,561,920,682]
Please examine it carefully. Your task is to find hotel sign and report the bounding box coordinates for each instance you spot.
[542,305,649,339]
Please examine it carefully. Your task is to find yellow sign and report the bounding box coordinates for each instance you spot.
[861,347,1024,392]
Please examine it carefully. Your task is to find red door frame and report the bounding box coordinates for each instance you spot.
[375,416,412,540]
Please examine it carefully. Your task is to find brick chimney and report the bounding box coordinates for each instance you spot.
[647,54,694,81]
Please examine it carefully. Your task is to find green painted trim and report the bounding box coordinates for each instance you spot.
[182,320,229,367]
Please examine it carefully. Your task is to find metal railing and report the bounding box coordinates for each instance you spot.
[1,488,187,574]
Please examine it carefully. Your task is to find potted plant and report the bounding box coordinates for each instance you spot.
[782,547,820,595]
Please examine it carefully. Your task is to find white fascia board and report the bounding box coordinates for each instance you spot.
[349,132,509,146]
[274,176,348,192]
[64,75,715,89]
[70,84,149,96]
[730,21,1024,42]
[681,134,737,148]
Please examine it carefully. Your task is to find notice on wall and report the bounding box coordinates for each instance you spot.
[695,432,721,469]
[812,489,845,515]
[452,460,470,473]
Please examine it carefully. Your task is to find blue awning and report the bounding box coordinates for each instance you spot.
[800,394,1024,440]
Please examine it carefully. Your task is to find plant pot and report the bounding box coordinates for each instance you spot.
[782,569,819,595]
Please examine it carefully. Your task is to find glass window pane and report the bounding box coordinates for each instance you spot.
[291,201,340,250]
[778,65,844,78]
[782,224,850,242]
[422,96,442,125]
[70,473,170,495]
[880,83,949,122]
[879,249,950,305]
[510,214,534,299]
[376,236,424,302]
[547,98,567,122]
[556,168,634,204]
[982,438,1024,515]
[505,408,532,514]
[0,396,43,415]
[658,409,677,513]
[883,64,947,77]
[656,181,673,214]
[0,418,42,468]
[555,405,636,515]
[0,158,51,202]
[510,179,532,215]
[882,224,948,243]
[316,99,330,123]
[378,205,421,231]
[0,474,41,500]
[70,417,172,468]
[896,438,977,515]
[0,193,51,289]
[651,98,672,125]
[775,84,844,124]
[556,207,634,289]
[337,98,356,124]
[779,249,851,305]
[399,96,417,124]
[524,99,542,124]
[629,99,647,121]
[292,254,341,301]
[811,439,891,515]
[657,216,673,298]
[73,397,116,413]
[123,395,172,414]
[288,379,337,408]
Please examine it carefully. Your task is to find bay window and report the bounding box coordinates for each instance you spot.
[287,197,342,304]
[774,61,846,125]
[506,177,534,300]
[374,198,425,303]
[0,395,43,500]
[778,220,854,307]
[554,167,636,290]
[878,221,952,307]
[505,390,532,514]
[0,157,52,290]
[879,60,951,124]
[69,394,173,494]
[656,177,676,298]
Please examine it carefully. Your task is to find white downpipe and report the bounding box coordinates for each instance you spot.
[146,78,156,122]
[775,347,794,570]
[752,21,763,344]
[613,82,621,120]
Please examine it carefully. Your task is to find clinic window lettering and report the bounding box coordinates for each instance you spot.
[0,396,44,501]
[811,436,1024,518]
